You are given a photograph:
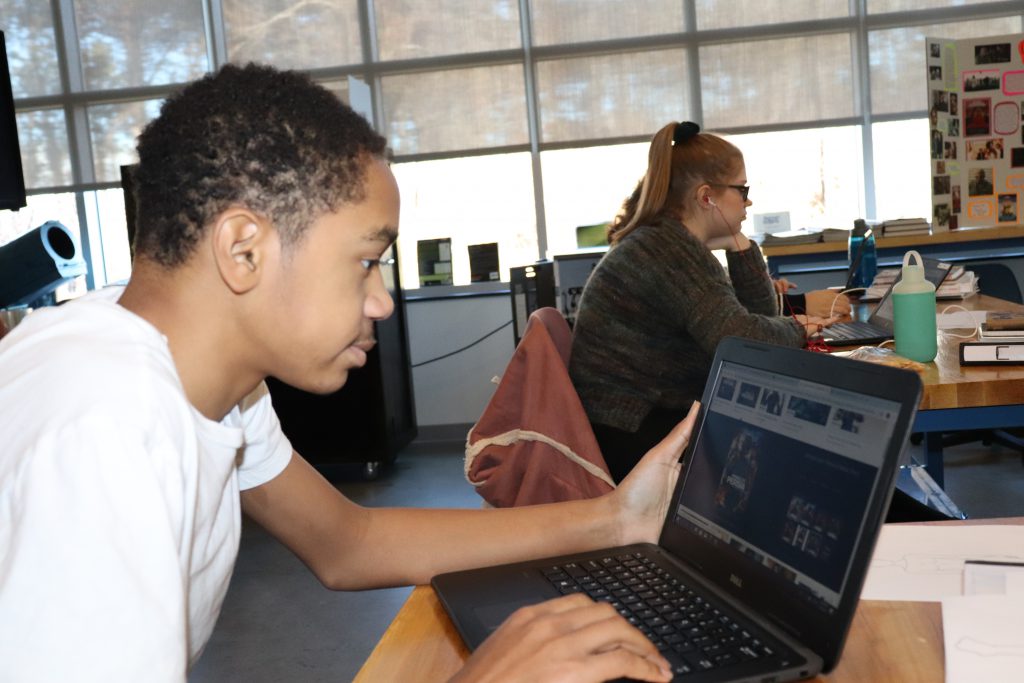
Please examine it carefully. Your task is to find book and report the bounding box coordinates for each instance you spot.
[978,329,1024,343]
[984,311,1024,331]
[759,228,823,246]
[820,228,850,243]
[960,341,1024,365]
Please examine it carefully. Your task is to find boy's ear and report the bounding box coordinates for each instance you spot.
[210,210,271,294]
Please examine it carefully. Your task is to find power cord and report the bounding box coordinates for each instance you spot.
[411,319,514,368]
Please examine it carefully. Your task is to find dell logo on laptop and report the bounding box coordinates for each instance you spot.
[730,574,743,588]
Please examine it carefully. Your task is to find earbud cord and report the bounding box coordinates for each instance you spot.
[713,204,827,349]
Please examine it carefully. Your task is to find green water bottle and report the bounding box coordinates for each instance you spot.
[892,250,937,362]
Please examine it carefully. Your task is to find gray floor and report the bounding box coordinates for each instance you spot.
[188,436,1024,683]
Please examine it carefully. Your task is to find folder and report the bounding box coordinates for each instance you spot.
[959,341,1024,365]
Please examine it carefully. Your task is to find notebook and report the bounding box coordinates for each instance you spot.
[822,257,951,345]
[432,337,922,681]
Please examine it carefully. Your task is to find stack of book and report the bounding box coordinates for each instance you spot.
[861,264,977,300]
[979,312,1024,342]
[759,228,825,246]
[880,218,930,236]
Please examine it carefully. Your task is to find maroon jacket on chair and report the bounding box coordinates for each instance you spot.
[465,308,615,507]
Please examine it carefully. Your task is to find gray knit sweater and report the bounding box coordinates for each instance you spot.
[569,216,806,433]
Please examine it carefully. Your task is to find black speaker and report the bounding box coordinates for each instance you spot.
[0,221,87,307]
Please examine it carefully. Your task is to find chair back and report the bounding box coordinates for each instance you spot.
[465,307,614,507]
[964,262,1023,303]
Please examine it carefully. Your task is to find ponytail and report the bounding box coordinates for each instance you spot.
[607,121,742,245]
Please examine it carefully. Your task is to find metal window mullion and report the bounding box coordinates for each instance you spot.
[519,0,546,261]
[683,0,702,125]
[51,0,103,288]
[203,0,228,70]
[853,0,876,221]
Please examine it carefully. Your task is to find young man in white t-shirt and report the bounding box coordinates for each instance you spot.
[0,63,696,682]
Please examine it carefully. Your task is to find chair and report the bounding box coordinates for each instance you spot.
[465,307,615,507]
[942,262,1024,461]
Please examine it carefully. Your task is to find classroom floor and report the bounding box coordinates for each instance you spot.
[188,435,1024,683]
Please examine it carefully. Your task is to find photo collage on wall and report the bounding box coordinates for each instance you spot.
[928,33,1024,231]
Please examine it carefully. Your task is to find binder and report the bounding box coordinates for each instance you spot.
[959,341,1024,365]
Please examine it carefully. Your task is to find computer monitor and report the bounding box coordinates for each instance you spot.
[0,31,27,212]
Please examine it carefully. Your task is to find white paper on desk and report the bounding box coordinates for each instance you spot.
[861,526,1024,601]
[942,594,1024,683]
[936,310,988,329]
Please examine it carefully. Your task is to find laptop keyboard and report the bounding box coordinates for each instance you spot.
[824,320,886,342]
[542,552,787,677]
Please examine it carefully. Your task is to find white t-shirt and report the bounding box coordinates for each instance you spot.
[0,287,293,681]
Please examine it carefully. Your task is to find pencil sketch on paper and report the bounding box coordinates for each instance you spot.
[956,636,1024,658]
[870,553,1024,575]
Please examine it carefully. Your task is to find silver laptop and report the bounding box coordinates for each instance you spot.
[432,337,922,681]
[822,257,951,345]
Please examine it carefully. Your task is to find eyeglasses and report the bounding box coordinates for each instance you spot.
[709,183,750,201]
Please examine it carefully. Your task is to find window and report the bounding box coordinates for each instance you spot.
[728,126,866,232]
[540,143,647,257]
[374,0,521,59]
[223,0,362,69]
[391,153,537,288]
[6,1,1023,291]
[536,50,691,143]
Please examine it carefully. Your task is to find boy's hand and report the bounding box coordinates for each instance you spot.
[611,403,699,546]
[452,594,672,683]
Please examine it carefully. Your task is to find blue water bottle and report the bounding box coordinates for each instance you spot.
[847,219,877,290]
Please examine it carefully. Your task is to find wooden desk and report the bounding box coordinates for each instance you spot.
[843,293,1024,486]
[354,518,1024,682]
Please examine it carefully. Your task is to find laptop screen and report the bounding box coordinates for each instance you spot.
[669,360,901,614]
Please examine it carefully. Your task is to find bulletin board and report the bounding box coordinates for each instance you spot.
[928,33,1024,232]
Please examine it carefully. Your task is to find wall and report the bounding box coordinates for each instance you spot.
[406,292,514,427]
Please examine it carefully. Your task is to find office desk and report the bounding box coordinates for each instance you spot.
[838,293,1024,487]
[353,518,1024,682]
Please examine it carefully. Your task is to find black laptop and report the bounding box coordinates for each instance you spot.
[432,337,921,682]
[822,257,952,345]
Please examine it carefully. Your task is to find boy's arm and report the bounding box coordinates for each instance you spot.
[240,405,696,591]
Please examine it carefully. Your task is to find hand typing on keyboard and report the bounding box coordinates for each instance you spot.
[451,592,673,683]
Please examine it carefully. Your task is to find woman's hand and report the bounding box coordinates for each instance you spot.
[803,289,852,319]
[452,594,673,683]
[794,314,842,339]
[705,232,751,252]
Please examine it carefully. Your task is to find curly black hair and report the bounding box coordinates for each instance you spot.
[131,63,388,267]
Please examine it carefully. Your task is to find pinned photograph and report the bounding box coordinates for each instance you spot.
[930,42,941,59]
[944,141,958,159]
[968,167,994,196]
[931,90,948,113]
[966,137,1003,160]
[933,203,951,229]
[948,118,960,137]
[964,98,991,136]
[929,65,942,81]
[950,93,958,114]
[933,175,951,195]
[975,43,1011,64]
[931,129,943,159]
[998,193,1017,222]
[1013,147,1024,168]
[963,69,1000,92]
[952,185,962,213]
